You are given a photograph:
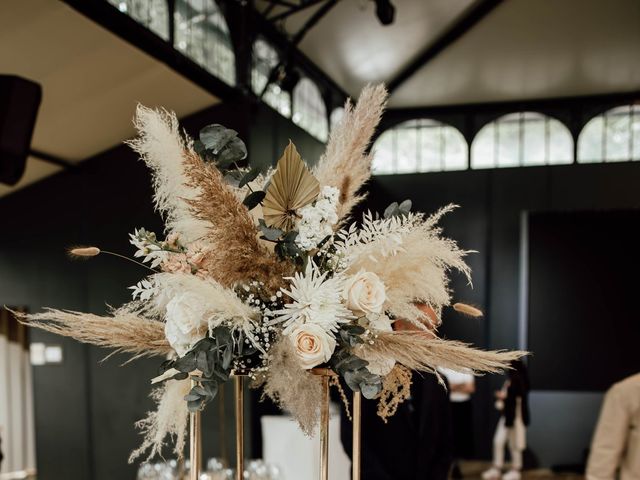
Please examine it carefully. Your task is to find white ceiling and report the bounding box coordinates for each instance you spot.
[391,0,640,107]
[0,0,219,197]
[261,0,640,106]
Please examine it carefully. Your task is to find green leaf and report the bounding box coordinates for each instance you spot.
[216,137,247,168]
[199,125,236,154]
[361,383,382,399]
[243,191,266,210]
[222,347,233,370]
[238,167,261,188]
[187,399,202,412]
[258,219,283,241]
[384,202,399,219]
[172,372,189,381]
[174,352,197,373]
[398,199,412,215]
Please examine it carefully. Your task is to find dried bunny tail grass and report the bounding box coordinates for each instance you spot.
[182,150,293,292]
[128,105,208,242]
[453,303,484,317]
[377,364,412,423]
[129,379,190,463]
[313,84,388,222]
[68,246,101,259]
[262,337,323,435]
[368,332,526,377]
[16,307,170,361]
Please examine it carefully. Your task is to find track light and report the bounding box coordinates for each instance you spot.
[374,0,395,26]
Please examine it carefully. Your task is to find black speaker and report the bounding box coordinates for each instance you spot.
[0,75,42,186]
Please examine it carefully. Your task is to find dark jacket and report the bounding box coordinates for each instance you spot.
[341,374,453,480]
[504,362,530,427]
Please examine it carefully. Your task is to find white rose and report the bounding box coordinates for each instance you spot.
[289,323,336,370]
[164,292,206,356]
[343,271,386,316]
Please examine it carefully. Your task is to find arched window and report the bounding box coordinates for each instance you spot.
[471,112,572,169]
[372,119,468,175]
[251,38,291,118]
[577,105,640,163]
[330,107,345,132]
[174,0,236,85]
[109,0,169,40]
[292,78,329,142]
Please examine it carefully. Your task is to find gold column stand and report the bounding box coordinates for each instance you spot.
[310,368,338,480]
[352,392,362,480]
[234,374,245,480]
[190,379,202,480]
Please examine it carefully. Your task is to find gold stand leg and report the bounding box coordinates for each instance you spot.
[320,375,330,480]
[352,392,361,480]
[190,380,202,480]
[234,376,245,480]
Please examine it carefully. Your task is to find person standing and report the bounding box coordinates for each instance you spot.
[586,372,640,480]
[439,368,475,478]
[482,360,530,480]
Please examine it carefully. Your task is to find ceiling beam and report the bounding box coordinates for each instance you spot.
[387,0,503,94]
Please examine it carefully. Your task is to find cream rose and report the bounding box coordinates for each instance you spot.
[164,292,206,356]
[343,271,386,316]
[289,323,336,370]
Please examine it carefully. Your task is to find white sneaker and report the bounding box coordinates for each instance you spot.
[481,467,501,479]
[502,469,521,480]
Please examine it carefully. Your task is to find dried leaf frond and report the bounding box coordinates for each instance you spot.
[263,141,320,231]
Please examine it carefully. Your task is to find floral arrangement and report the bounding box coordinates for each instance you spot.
[19,85,523,461]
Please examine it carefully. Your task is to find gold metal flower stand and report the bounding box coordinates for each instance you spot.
[188,371,363,480]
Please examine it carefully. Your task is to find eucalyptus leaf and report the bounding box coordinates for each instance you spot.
[258,219,283,241]
[174,353,196,373]
[384,202,399,219]
[199,125,237,154]
[172,372,189,381]
[398,199,412,214]
[216,137,247,168]
[361,383,382,399]
[187,399,202,412]
[239,167,261,188]
[243,191,266,210]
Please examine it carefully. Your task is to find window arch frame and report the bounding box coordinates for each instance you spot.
[371,118,469,175]
[250,37,292,118]
[577,104,640,164]
[292,77,329,142]
[173,0,237,86]
[470,111,574,169]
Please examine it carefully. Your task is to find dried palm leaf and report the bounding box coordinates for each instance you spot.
[263,141,320,231]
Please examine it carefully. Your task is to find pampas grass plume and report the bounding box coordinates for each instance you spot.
[453,303,484,317]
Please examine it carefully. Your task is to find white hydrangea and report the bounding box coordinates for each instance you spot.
[296,186,340,251]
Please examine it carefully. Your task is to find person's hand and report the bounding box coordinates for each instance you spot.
[494,390,507,400]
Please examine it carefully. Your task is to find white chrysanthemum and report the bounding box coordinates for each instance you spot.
[269,261,354,335]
